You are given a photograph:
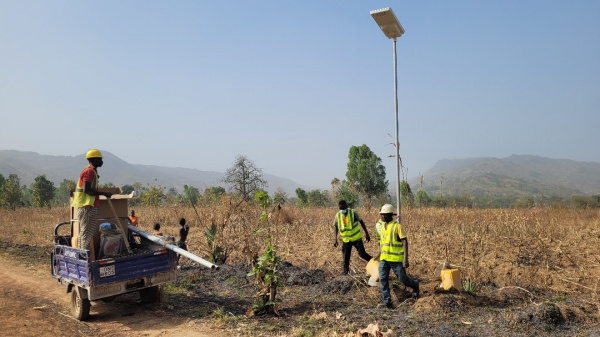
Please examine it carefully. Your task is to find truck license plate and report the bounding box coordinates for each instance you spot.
[99,265,116,278]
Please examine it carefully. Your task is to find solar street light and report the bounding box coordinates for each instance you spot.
[370,7,404,221]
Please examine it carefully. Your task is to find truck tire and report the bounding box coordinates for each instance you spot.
[72,288,91,320]
[140,286,162,304]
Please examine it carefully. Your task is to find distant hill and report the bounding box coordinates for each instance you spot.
[408,155,600,198]
[0,150,313,196]
[4,151,598,199]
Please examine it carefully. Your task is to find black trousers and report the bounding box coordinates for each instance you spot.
[341,239,372,274]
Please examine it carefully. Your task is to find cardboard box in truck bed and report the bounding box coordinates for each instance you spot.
[70,188,133,259]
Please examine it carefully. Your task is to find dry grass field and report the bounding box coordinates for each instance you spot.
[1,202,599,336]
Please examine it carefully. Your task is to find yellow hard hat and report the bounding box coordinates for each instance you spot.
[85,149,103,159]
[379,204,396,214]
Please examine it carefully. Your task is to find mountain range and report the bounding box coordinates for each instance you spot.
[0,150,313,196]
[1,150,599,199]
[408,155,600,198]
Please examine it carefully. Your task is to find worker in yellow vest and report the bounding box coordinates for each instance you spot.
[73,149,112,251]
[332,200,372,275]
[377,204,419,309]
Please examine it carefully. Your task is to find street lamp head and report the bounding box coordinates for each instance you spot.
[370,7,404,39]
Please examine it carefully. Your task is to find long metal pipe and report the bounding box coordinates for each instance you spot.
[393,37,402,222]
[129,225,219,270]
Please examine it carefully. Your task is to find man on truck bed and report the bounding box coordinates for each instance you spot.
[73,149,112,250]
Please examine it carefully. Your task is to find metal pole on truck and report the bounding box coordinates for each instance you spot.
[129,225,219,270]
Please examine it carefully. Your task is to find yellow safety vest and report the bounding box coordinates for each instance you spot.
[337,209,362,243]
[73,166,99,208]
[379,220,404,262]
[375,219,384,244]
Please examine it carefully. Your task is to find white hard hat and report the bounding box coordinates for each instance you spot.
[379,204,396,214]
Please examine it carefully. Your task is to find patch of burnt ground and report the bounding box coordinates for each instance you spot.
[3,244,598,337]
[168,260,600,336]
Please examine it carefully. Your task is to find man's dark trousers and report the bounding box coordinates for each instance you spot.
[341,239,372,274]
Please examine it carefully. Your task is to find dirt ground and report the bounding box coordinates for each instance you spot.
[0,249,221,337]
[1,241,599,337]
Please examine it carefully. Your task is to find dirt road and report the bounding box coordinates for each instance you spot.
[0,256,221,337]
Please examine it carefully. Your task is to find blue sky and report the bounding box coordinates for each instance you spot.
[1,1,599,189]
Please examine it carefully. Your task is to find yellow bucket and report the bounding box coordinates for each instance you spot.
[440,268,462,290]
[366,258,380,281]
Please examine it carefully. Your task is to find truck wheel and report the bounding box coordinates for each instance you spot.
[71,288,91,320]
[140,286,162,304]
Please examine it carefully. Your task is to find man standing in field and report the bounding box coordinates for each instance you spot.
[176,217,190,268]
[73,149,112,251]
[128,210,141,243]
[333,200,372,275]
[129,210,139,227]
[376,204,419,308]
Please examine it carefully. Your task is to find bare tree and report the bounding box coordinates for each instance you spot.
[222,155,267,201]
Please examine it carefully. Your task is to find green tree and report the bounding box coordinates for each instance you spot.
[55,179,76,206]
[121,184,136,195]
[32,174,55,208]
[272,188,288,205]
[222,155,268,202]
[99,182,115,188]
[140,184,166,207]
[204,186,226,204]
[415,190,431,207]
[248,191,282,315]
[165,187,179,205]
[346,144,388,205]
[182,185,201,205]
[1,174,23,210]
[295,188,308,207]
[336,180,359,207]
[400,181,414,208]
[307,189,330,207]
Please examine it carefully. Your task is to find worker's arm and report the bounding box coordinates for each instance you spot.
[401,237,409,268]
[359,220,371,243]
[82,181,112,198]
[333,218,339,247]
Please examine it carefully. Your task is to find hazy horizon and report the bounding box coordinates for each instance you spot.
[2,1,599,187]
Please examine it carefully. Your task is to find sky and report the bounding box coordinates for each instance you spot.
[1,1,599,189]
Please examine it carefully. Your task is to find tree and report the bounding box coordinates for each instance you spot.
[1,174,23,210]
[307,189,329,207]
[346,145,388,205]
[330,178,340,201]
[272,188,288,205]
[165,187,179,205]
[32,174,55,208]
[122,182,143,206]
[182,185,201,205]
[140,184,166,207]
[400,181,414,208]
[55,179,76,206]
[295,188,308,207]
[204,186,226,204]
[222,155,268,202]
[336,180,359,207]
[415,190,431,207]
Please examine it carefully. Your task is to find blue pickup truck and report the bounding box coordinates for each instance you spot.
[51,220,177,320]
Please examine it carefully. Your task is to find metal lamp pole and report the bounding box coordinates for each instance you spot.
[393,37,401,221]
[370,7,405,220]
